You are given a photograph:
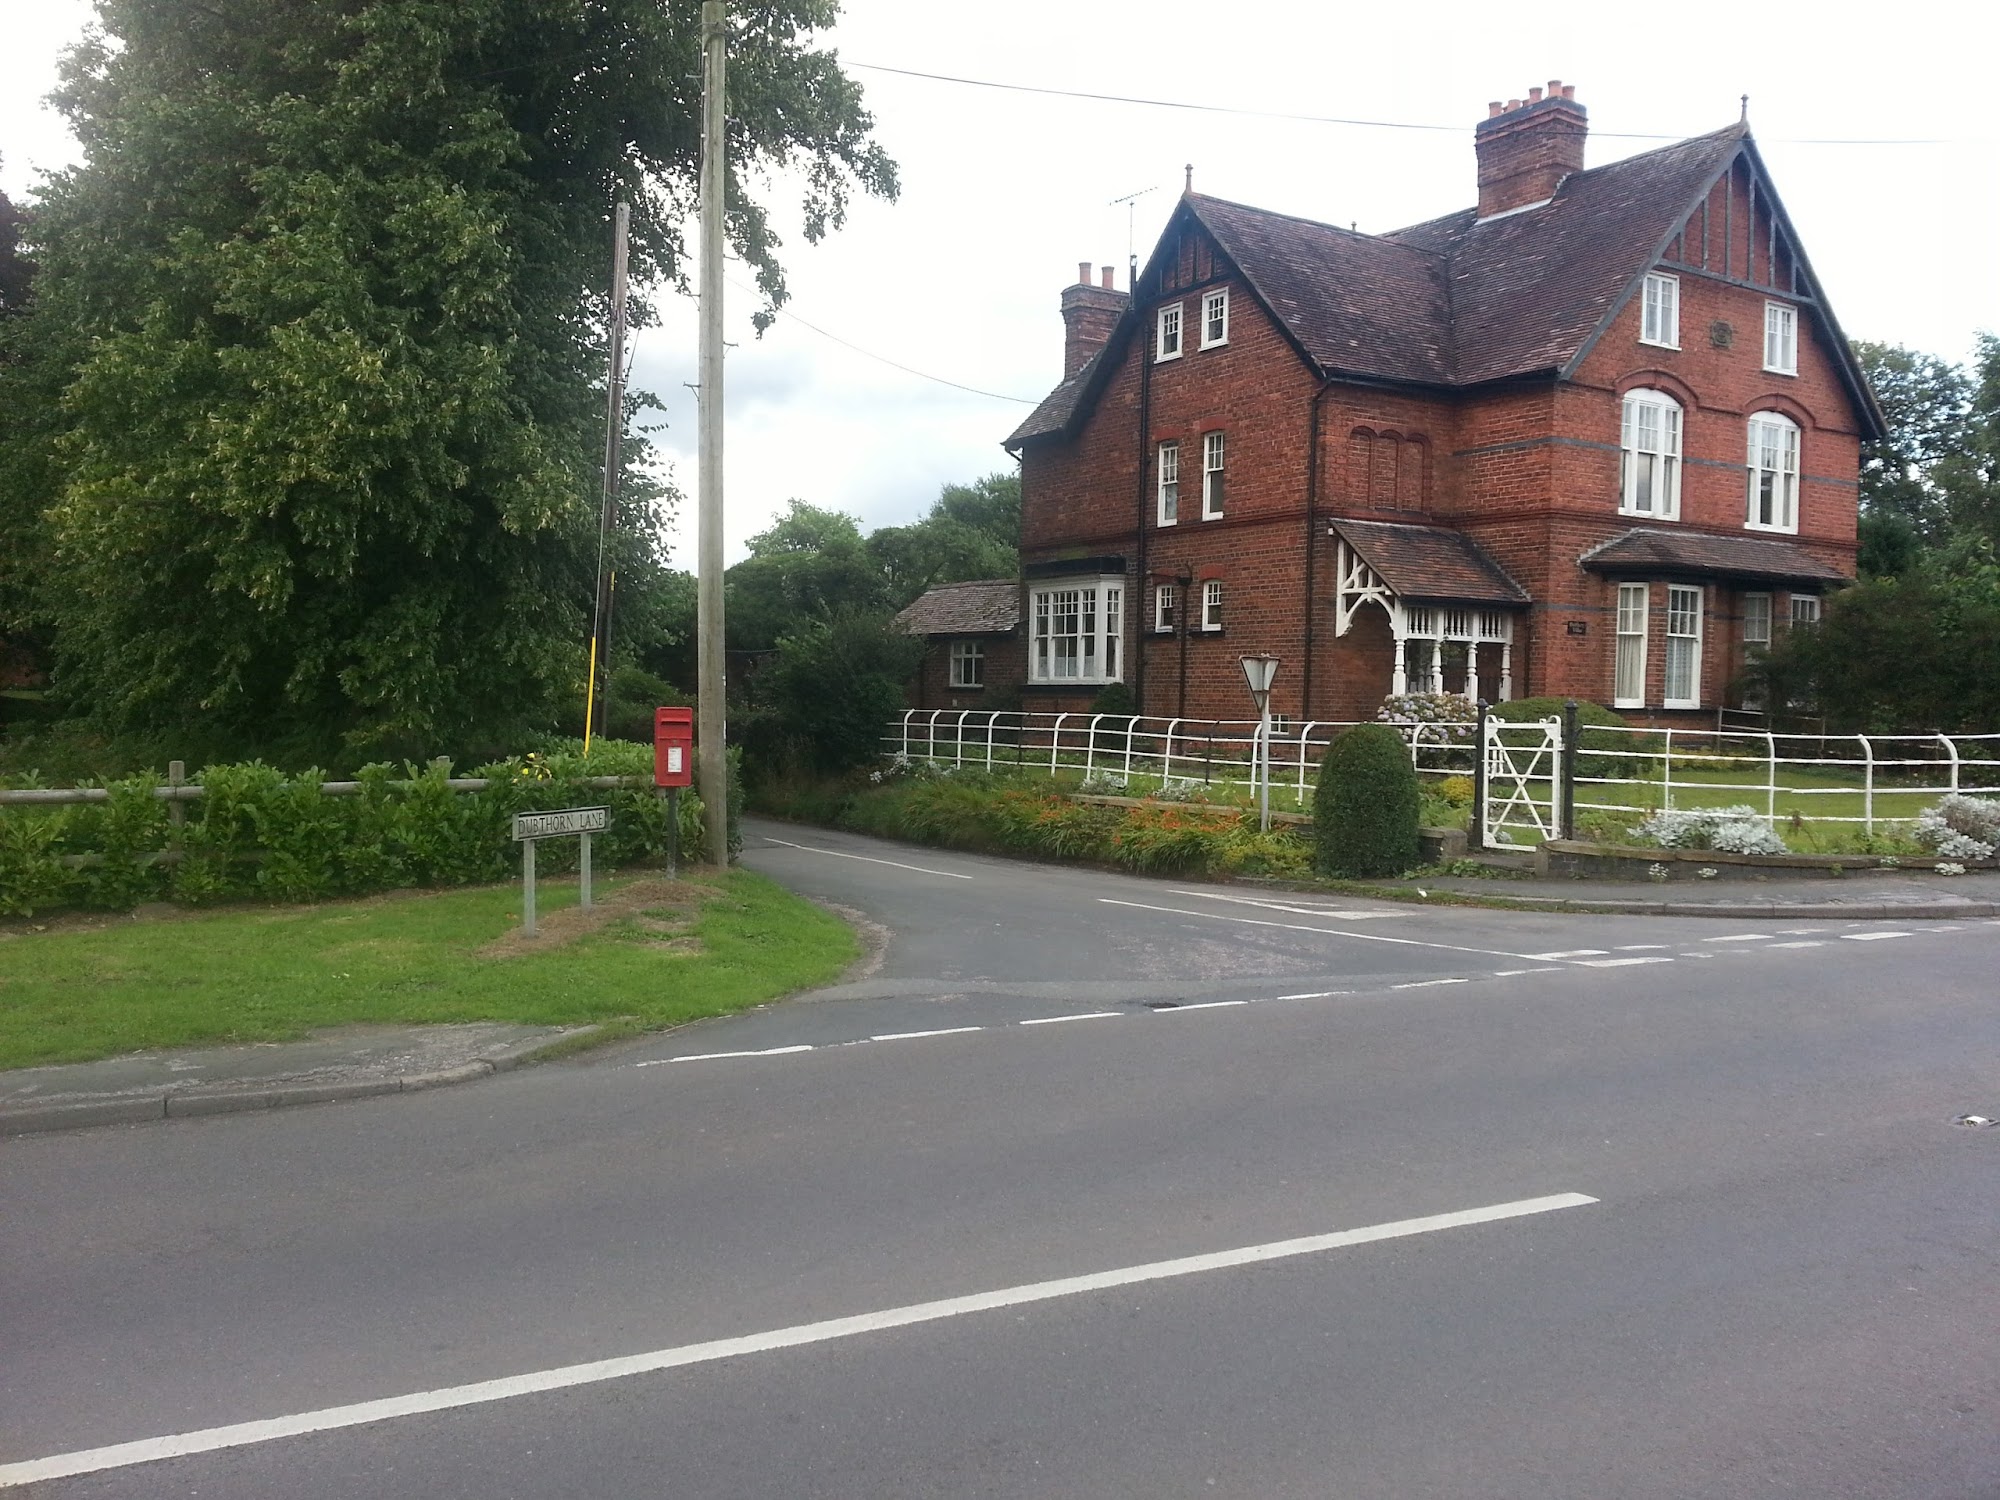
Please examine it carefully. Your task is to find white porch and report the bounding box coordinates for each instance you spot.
[1333,539,1519,703]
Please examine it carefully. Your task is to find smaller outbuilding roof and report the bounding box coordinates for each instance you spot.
[1327,518,1530,605]
[893,579,1021,637]
[1578,528,1849,585]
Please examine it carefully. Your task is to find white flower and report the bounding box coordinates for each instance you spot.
[1647,862,1671,882]
[1936,861,1967,877]
[1697,867,1718,879]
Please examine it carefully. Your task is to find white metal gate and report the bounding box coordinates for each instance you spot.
[1480,716,1564,847]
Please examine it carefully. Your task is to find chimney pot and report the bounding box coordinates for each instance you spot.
[1547,78,1562,95]
[1077,260,1091,287]
[1507,99,1521,111]
[1527,86,1543,103]
[1100,265,1114,289]
[1561,84,1575,100]
[1488,101,1504,117]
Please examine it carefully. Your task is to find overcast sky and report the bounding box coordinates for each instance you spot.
[5,1,1997,569]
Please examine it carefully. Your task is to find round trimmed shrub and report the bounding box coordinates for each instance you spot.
[1313,723,1421,878]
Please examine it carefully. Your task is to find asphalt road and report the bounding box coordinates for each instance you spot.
[3,817,1997,1497]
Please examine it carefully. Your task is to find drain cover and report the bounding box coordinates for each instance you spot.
[1954,1114,1996,1128]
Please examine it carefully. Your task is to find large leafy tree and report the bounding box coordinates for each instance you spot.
[6,0,894,761]
[866,471,1019,604]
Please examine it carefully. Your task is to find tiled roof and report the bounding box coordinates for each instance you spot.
[1009,124,1761,446]
[1327,518,1529,604]
[1577,528,1849,584]
[893,579,1020,637]
[1386,125,1745,385]
[1192,197,1453,384]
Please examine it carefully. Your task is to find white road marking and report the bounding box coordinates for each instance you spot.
[1098,897,1549,962]
[1273,989,1347,1000]
[1575,956,1675,967]
[1842,931,1912,941]
[1526,950,1607,959]
[1491,967,1564,977]
[1169,890,1405,920]
[870,1027,984,1042]
[1391,978,1469,990]
[1018,1011,1122,1026]
[0,1193,1598,1488]
[638,1045,816,1066]
[1767,941,1825,949]
[1777,927,1828,934]
[761,837,973,880]
[1614,944,1669,951]
[1704,934,1775,943]
[1163,999,1250,1011]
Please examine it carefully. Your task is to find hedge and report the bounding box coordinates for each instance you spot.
[0,739,737,918]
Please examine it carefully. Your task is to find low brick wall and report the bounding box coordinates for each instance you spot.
[1536,839,1993,882]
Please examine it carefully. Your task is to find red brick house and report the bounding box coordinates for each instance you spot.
[893,579,1027,711]
[1003,82,1881,727]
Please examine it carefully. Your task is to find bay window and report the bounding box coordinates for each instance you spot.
[1031,577,1123,684]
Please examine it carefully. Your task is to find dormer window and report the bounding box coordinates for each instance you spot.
[1641,273,1679,348]
[1200,288,1229,348]
[1764,302,1797,375]
[1156,303,1183,361]
[1619,389,1682,520]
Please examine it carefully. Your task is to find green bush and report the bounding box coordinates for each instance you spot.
[1489,697,1642,780]
[1314,723,1420,878]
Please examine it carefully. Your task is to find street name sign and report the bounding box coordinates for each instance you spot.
[513,806,610,841]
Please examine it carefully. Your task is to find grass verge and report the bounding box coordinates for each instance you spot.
[0,869,857,1071]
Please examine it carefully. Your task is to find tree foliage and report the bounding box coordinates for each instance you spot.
[725,473,1020,652]
[755,608,923,773]
[1,0,895,763]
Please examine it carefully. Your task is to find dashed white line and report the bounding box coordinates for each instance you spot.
[1391,977,1470,990]
[1576,956,1675,967]
[1162,999,1250,1011]
[1842,931,1912,941]
[1273,989,1347,1000]
[1526,949,1608,959]
[1704,934,1776,943]
[0,1193,1598,1488]
[1169,890,1406,920]
[760,837,973,880]
[1614,944,1669,951]
[1018,1011,1122,1026]
[1767,941,1824,949]
[1491,967,1565,977]
[1777,927,1829,935]
[870,1027,984,1043]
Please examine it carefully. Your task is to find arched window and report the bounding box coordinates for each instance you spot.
[1620,389,1682,520]
[1745,412,1800,532]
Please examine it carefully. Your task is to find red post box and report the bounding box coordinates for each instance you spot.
[653,706,695,788]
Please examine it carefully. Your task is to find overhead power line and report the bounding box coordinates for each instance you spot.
[845,61,1951,146]
[729,276,1037,403]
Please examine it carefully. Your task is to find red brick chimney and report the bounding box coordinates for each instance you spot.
[1474,81,1586,220]
[1059,261,1128,379]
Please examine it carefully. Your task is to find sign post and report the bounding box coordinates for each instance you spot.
[511,806,611,937]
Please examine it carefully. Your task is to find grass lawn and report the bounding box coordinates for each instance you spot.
[0,869,858,1071]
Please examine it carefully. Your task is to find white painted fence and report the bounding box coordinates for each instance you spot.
[884,710,1469,808]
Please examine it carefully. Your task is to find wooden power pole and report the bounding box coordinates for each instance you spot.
[696,0,729,866]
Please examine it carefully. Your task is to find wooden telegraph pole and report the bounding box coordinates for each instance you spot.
[696,0,729,866]
[584,200,630,754]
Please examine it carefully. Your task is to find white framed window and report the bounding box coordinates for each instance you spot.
[1746,413,1800,532]
[1764,302,1797,375]
[1664,584,1703,708]
[1790,594,1821,628]
[1200,288,1229,348]
[1614,583,1649,708]
[948,640,985,688]
[1742,592,1772,648]
[1031,577,1123,684]
[1641,272,1679,348]
[1157,441,1179,526]
[1202,579,1223,631]
[1154,582,1177,632]
[1156,302,1183,361]
[1202,430,1226,519]
[1620,389,1682,519]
